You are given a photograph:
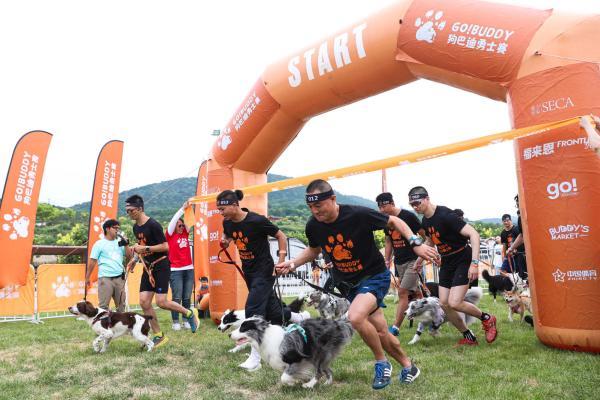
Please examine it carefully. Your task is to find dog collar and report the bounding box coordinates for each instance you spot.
[285,323,308,343]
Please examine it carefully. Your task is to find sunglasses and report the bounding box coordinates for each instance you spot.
[177,224,185,228]
[409,200,423,207]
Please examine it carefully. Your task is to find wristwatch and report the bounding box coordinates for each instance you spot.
[471,259,480,265]
[145,246,151,253]
[409,235,423,247]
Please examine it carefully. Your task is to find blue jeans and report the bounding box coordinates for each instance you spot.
[169,269,194,322]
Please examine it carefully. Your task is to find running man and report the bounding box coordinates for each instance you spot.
[408,186,497,346]
[125,195,199,349]
[276,180,439,389]
[375,192,424,336]
[218,189,298,371]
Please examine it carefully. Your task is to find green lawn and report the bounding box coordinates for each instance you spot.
[0,295,598,400]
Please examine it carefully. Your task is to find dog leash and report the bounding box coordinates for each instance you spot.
[416,270,431,298]
[218,245,248,284]
[287,270,345,298]
[138,254,167,288]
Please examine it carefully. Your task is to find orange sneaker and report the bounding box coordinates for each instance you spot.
[455,337,478,347]
[482,315,498,343]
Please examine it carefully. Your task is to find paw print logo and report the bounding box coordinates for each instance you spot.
[92,211,108,240]
[2,208,30,240]
[415,10,446,43]
[324,234,354,261]
[52,276,74,298]
[0,285,18,300]
[427,227,442,245]
[218,126,233,151]
[232,231,249,251]
[195,218,208,241]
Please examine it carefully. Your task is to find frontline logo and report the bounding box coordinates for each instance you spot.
[553,268,598,283]
[523,136,590,161]
[530,97,575,116]
[548,224,590,241]
[546,178,578,200]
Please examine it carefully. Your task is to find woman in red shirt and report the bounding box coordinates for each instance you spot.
[166,201,194,330]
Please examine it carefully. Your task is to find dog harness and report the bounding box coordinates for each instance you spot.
[139,255,167,287]
[285,323,308,343]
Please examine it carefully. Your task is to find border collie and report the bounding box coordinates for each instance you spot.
[482,270,514,301]
[230,316,353,388]
[405,287,483,345]
[218,296,310,353]
[68,301,154,352]
[306,291,350,320]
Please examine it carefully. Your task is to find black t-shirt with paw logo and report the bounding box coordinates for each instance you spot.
[384,209,422,264]
[421,205,468,258]
[223,209,280,277]
[306,205,389,286]
[133,217,169,266]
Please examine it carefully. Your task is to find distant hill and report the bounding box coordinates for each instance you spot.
[70,174,377,220]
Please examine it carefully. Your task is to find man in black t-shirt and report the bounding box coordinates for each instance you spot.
[376,192,424,336]
[507,195,528,280]
[277,180,440,390]
[125,195,199,349]
[499,213,526,279]
[408,186,498,347]
[218,189,299,372]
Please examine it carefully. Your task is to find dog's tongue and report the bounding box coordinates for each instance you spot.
[236,338,248,346]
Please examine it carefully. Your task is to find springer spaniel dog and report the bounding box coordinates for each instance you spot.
[68,301,154,353]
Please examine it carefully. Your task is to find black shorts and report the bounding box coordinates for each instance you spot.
[439,247,472,289]
[140,260,171,294]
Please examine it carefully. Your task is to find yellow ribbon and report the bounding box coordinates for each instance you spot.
[188,116,583,204]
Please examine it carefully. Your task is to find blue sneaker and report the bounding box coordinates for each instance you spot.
[400,364,420,384]
[372,360,392,390]
[185,308,199,333]
[388,325,399,336]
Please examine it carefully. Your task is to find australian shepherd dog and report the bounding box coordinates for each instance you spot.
[230,316,353,388]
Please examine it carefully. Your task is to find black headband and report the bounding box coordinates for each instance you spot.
[125,199,143,208]
[409,193,428,202]
[306,189,334,204]
[377,200,393,206]
[216,199,238,206]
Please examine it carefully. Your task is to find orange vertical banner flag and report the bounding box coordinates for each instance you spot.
[0,131,52,288]
[192,160,209,281]
[86,140,124,283]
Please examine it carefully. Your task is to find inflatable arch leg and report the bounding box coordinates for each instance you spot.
[206,161,267,323]
[509,63,600,353]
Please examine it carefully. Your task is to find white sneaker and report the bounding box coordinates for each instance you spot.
[172,322,181,331]
[239,347,261,371]
[183,321,191,329]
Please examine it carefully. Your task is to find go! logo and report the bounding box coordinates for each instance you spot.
[547,178,578,200]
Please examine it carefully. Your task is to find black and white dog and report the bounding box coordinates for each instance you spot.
[482,270,514,301]
[218,296,311,353]
[306,291,350,320]
[405,287,483,345]
[230,316,353,388]
[68,300,154,352]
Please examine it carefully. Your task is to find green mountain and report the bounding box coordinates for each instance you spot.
[70,174,377,220]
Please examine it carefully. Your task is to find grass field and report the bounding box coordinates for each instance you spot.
[1,295,599,400]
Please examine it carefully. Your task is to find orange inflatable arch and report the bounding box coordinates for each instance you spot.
[199,0,600,353]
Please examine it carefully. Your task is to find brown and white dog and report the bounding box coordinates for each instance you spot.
[503,291,533,323]
[68,301,154,353]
